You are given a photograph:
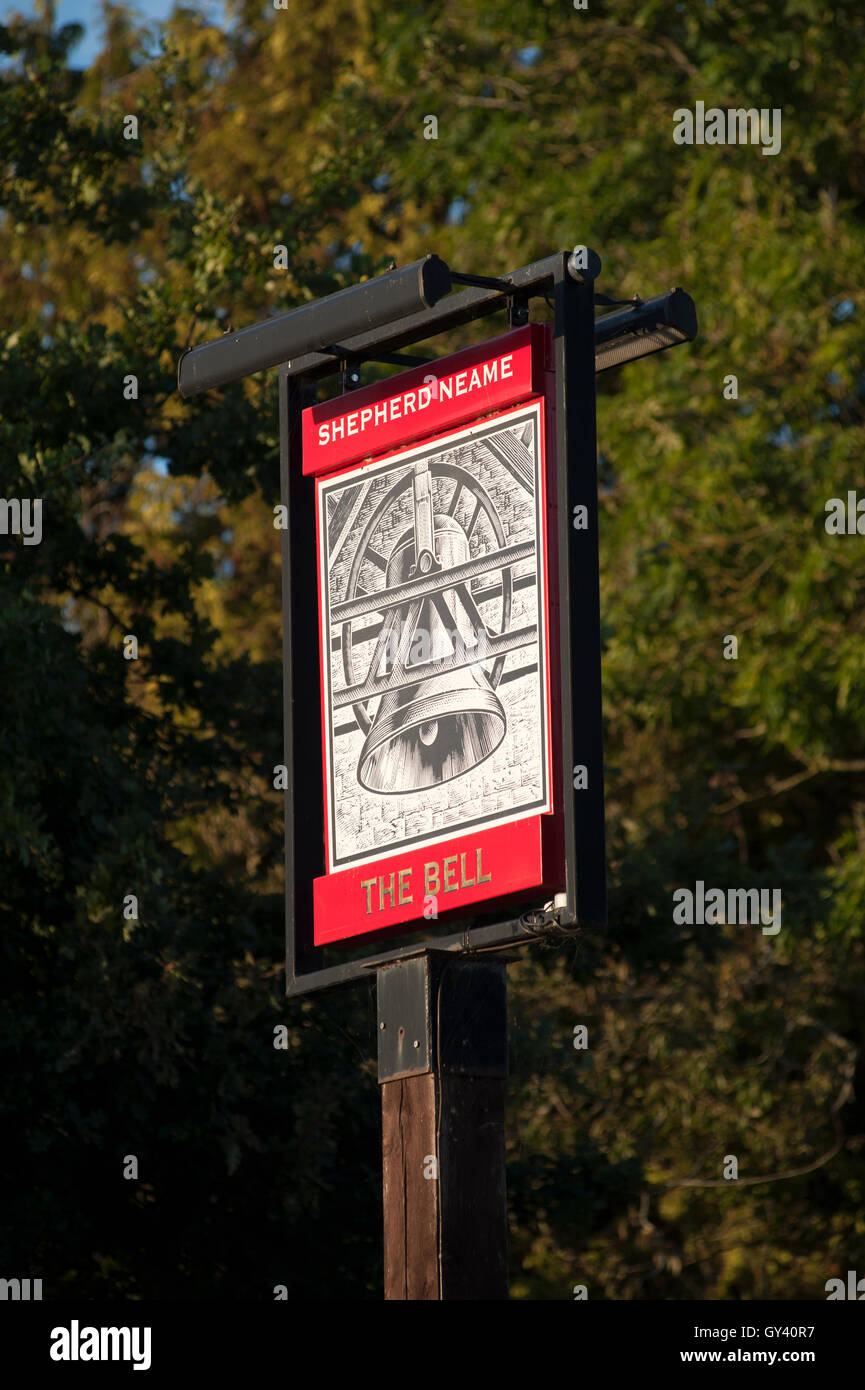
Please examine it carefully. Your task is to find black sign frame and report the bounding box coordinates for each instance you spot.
[281,251,607,996]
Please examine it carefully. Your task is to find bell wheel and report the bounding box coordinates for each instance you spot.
[341,461,513,737]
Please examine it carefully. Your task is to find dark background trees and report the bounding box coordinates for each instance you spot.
[1,0,863,1298]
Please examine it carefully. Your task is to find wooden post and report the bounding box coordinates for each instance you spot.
[377,951,509,1300]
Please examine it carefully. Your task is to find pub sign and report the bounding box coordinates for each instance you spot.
[302,326,566,944]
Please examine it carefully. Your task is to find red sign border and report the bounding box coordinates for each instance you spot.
[310,328,563,946]
[313,815,564,946]
[302,323,548,478]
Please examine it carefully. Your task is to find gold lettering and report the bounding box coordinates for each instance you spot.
[443,855,458,892]
[476,848,491,884]
[360,878,375,914]
[460,852,475,888]
[379,873,395,909]
[424,861,440,895]
[398,868,413,905]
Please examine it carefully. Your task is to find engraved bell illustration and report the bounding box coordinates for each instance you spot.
[357,461,506,793]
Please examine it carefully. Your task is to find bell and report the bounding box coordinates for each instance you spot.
[357,504,506,794]
[358,664,506,793]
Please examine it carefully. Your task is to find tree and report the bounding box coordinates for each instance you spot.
[0,1,388,1298]
[2,0,864,1299]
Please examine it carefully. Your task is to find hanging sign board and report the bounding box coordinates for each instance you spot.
[305,325,565,945]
